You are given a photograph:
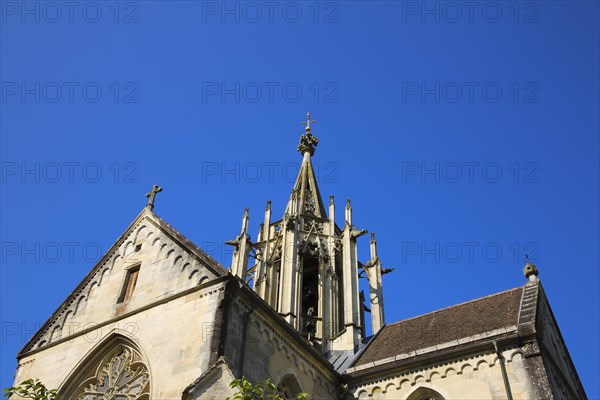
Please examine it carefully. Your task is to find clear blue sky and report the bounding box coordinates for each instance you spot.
[1,1,598,397]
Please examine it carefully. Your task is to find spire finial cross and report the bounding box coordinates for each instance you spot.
[145,184,163,211]
[300,112,316,132]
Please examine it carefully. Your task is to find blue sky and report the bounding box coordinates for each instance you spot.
[1,0,598,397]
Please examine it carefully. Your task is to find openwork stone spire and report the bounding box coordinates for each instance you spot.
[238,113,388,353]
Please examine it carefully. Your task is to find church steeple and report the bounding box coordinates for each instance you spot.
[234,113,389,353]
[284,113,327,219]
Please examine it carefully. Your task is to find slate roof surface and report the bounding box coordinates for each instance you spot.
[354,286,524,367]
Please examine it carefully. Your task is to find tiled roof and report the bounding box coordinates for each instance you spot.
[354,286,525,367]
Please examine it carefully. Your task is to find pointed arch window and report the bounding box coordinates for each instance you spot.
[61,342,150,400]
[277,375,302,400]
[406,387,445,400]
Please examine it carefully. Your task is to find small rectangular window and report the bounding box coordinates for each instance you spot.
[118,265,140,304]
[135,243,142,252]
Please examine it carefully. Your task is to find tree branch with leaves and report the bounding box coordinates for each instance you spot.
[3,379,57,400]
[227,377,308,400]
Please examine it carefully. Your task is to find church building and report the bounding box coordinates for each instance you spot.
[11,115,587,399]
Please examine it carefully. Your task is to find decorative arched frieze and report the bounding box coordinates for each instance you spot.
[49,326,61,343]
[508,349,525,362]
[350,349,511,399]
[460,363,474,374]
[159,243,168,258]
[399,378,411,389]
[61,311,73,329]
[97,268,109,286]
[132,225,148,244]
[181,262,191,272]
[369,385,382,396]
[73,296,86,316]
[444,367,456,377]
[123,241,135,258]
[429,371,441,381]
[383,382,396,393]
[86,282,98,301]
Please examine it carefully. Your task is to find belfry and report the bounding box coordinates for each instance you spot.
[227,113,389,352]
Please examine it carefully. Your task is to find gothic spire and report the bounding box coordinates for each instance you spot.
[285,113,327,218]
[249,113,370,352]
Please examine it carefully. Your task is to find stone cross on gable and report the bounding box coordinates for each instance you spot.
[145,184,162,211]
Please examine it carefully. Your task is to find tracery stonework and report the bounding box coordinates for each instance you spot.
[75,347,149,400]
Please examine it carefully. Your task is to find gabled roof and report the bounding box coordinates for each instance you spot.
[149,211,228,277]
[351,284,529,370]
[181,356,236,400]
[18,208,228,357]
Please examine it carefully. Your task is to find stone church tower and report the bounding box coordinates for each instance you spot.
[227,114,385,354]
[10,115,587,399]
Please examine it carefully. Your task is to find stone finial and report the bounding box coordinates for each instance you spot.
[329,194,334,205]
[297,112,319,155]
[523,256,539,281]
[300,112,316,132]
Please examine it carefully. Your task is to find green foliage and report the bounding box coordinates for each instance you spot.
[227,377,308,400]
[2,379,57,400]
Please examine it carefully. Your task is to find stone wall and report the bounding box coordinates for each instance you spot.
[14,281,226,399]
[12,212,228,400]
[19,214,221,356]
[349,345,542,400]
[222,288,341,399]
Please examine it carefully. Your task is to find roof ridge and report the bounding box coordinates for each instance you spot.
[149,211,228,276]
[385,285,524,327]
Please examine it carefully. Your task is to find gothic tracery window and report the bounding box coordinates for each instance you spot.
[73,346,149,400]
